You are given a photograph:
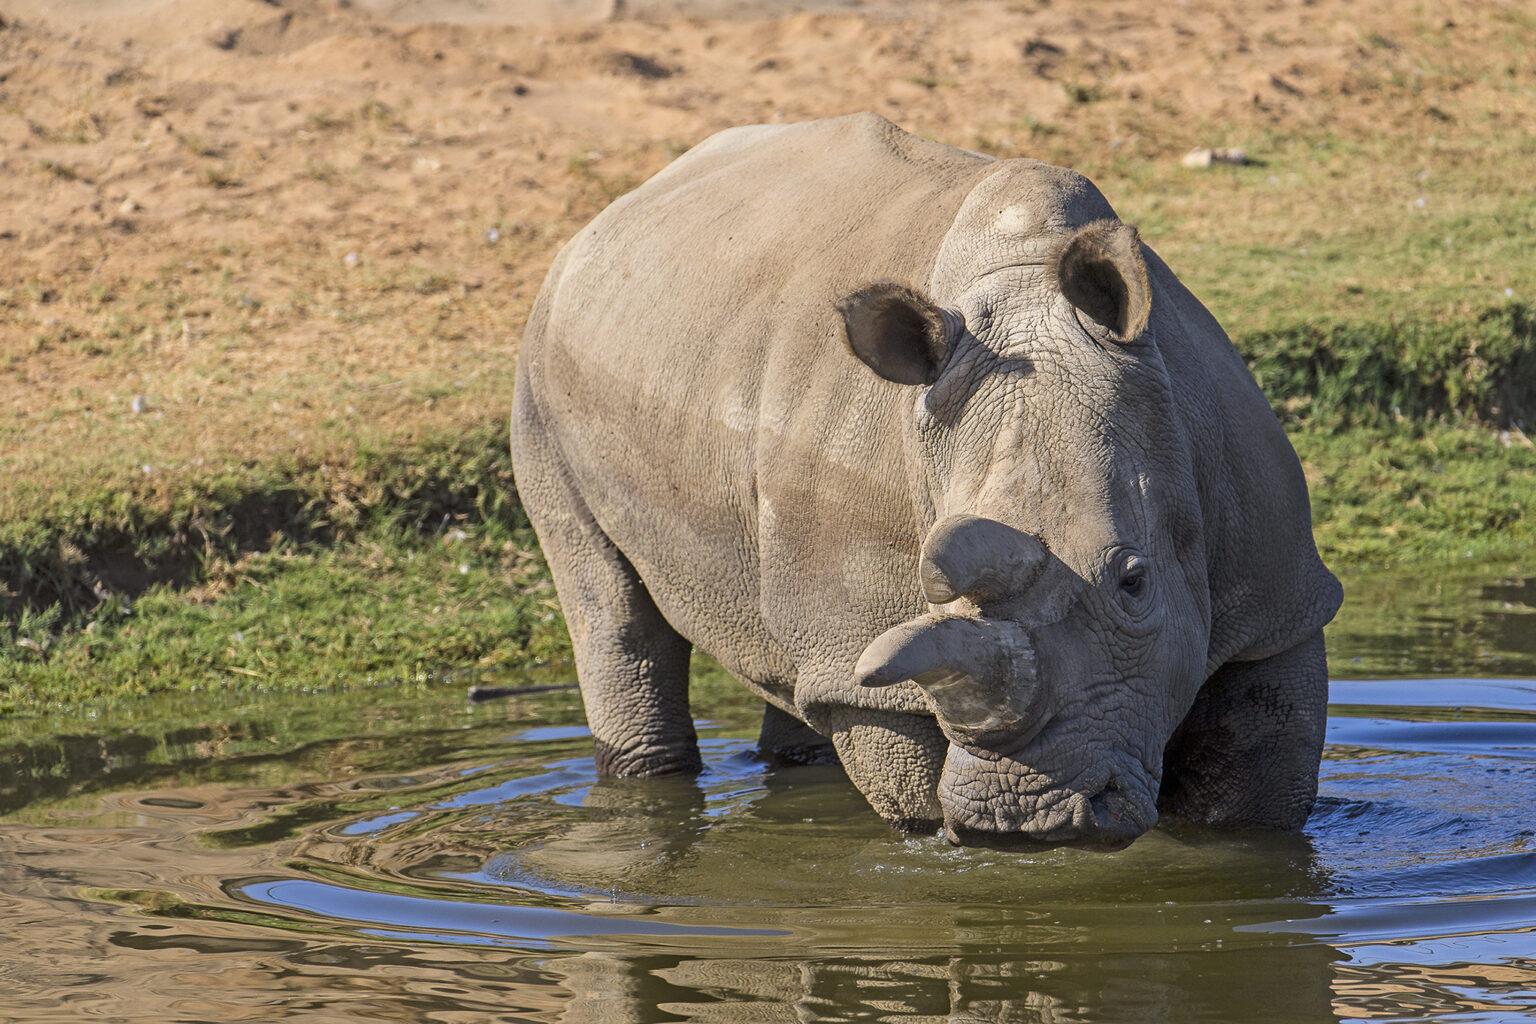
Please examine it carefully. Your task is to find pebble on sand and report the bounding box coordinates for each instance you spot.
[1181,147,1250,168]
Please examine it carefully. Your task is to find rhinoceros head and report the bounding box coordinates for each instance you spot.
[837,179,1212,848]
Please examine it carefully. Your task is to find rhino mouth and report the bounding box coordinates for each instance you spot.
[937,742,1158,849]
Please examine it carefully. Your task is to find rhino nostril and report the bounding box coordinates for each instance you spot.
[1087,777,1142,838]
[1089,775,1117,807]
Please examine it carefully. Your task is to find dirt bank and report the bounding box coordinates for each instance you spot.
[5,0,1529,521]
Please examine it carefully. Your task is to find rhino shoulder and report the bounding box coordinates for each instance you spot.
[1146,250,1343,669]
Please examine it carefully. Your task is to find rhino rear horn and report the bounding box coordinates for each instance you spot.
[920,515,1047,606]
[855,612,1039,742]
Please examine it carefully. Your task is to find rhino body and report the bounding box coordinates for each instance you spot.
[511,113,1341,847]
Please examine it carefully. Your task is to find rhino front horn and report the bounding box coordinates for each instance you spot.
[854,613,1040,744]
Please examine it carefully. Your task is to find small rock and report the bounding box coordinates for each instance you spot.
[1182,147,1249,168]
[485,227,500,244]
[134,95,170,118]
[130,394,146,414]
[118,197,139,215]
[603,51,675,79]
[344,250,359,268]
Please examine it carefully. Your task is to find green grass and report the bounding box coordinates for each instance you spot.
[0,521,567,715]
[1085,130,1536,338]
[0,420,575,714]
[1297,424,1536,565]
[1247,304,1536,426]
[1,423,525,622]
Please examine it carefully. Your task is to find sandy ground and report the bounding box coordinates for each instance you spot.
[0,0,1527,516]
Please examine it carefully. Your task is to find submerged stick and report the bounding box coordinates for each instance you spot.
[466,682,578,704]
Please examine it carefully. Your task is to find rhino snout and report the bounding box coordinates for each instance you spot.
[938,742,1158,849]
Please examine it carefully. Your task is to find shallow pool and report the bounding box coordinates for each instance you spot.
[1,563,1533,1022]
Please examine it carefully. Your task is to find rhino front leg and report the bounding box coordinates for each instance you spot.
[819,706,947,832]
[1158,631,1329,829]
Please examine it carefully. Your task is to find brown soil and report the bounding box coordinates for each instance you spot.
[0,0,1528,519]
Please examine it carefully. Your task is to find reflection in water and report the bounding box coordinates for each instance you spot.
[0,567,1534,1022]
[1328,563,1536,679]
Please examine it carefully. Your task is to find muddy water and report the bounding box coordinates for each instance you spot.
[2,566,1535,1022]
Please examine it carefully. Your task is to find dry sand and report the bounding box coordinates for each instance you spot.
[0,0,1525,515]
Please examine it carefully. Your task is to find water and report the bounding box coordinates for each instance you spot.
[2,564,1535,1022]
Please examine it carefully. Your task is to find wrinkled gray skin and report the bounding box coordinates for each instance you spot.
[511,114,1342,848]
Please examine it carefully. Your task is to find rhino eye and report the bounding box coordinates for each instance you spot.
[1117,558,1149,601]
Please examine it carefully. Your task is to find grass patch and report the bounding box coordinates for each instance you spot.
[201,165,241,189]
[1246,304,1536,425]
[0,520,566,716]
[1082,129,1536,336]
[1297,425,1536,565]
[0,422,524,622]
[37,158,83,182]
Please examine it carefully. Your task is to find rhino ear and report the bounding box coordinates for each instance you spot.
[838,282,952,385]
[1052,220,1151,343]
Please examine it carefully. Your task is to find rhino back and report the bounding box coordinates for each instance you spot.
[520,113,993,704]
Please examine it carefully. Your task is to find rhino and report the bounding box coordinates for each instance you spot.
[511,113,1342,848]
